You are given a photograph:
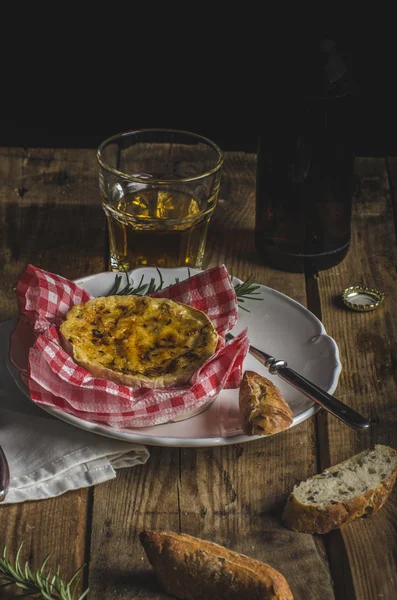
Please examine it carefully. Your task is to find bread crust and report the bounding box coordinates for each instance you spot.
[139,530,294,600]
[283,446,397,534]
[239,371,293,436]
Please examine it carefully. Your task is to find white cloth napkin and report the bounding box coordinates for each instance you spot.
[0,320,150,504]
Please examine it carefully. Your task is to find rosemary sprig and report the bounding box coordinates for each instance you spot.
[0,544,89,600]
[107,267,263,311]
[233,274,262,312]
[107,267,164,296]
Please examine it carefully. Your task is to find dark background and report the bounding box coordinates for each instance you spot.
[1,37,396,156]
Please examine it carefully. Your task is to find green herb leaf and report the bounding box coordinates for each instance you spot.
[233,274,262,303]
[107,268,263,311]
[0,544,88,600]
[107,267,164,296]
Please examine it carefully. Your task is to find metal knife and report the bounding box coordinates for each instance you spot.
[227,333,370,430]
[0,444,10,502]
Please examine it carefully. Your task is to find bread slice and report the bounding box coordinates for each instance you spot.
[283,445,397,534]
[139,530,294,600]
[59,295,218,388]
[239,370,293,436]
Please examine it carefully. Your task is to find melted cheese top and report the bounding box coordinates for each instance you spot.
[60,295,218,384]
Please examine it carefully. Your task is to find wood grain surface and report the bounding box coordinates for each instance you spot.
[0,147,105,597]
[317,158,397,600]
[0,150,396,600]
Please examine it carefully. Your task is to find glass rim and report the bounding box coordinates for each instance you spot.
[97,128,224,184]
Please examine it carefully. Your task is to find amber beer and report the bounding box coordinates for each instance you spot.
[255,41,355,273]
[103,186,217,270]
[97,129,223,271]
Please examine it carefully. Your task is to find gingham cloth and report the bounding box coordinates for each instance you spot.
[12,264,249,428]
[1,318,150,504]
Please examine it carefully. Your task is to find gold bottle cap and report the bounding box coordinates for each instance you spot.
[342,285,385,312]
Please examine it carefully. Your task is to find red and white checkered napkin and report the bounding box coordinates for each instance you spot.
[14,264,249,428]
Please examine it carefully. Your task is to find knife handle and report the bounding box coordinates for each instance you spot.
[249,346,370,430]
[0,445,10,502]
[276,365,370,430]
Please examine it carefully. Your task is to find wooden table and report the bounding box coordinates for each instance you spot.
[0,148,396,600]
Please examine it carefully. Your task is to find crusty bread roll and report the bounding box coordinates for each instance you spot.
[139,530,294,600]
[238,371,293,436]
[283,445,397,534]
[59,295,218,388]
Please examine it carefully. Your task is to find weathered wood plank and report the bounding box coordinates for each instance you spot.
[88,152,335,599]
[317,157,397,600]
[0,492,90,592]
[178,431,334,600]
[0,147,106,319]
[183,153,333,600]
[0,146,106,597]
[88,450,181,599]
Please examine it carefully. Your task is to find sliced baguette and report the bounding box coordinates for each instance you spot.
[283,444,397,534]
[139,530,294,600]
[239,370,293,436]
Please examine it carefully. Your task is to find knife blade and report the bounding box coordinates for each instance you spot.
[227,333,370,430]
[0,444,10,502]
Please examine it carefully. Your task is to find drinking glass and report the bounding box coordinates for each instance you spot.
[97,129,224,271]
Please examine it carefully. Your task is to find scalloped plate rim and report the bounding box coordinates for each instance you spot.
[6,266,342,448]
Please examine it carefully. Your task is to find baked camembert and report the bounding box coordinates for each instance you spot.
[59,295,218,388]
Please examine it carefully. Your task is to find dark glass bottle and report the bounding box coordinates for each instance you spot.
[255,40,356,273]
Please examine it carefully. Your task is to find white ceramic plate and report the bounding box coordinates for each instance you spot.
[7,267,341,447]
